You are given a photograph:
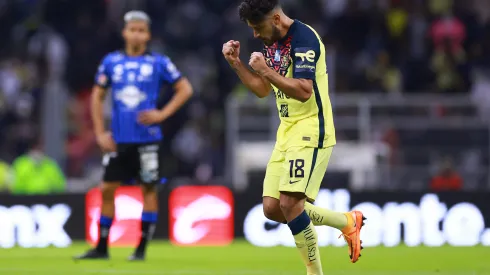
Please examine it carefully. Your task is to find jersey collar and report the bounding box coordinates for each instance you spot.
[278,19,297,45]
[121,49,152,57]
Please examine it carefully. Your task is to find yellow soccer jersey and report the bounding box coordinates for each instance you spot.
[263,20,336,151]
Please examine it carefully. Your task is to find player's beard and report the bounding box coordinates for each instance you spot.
[263,25,282,46]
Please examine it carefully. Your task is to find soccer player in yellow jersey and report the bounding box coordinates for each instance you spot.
[223,0,366,273]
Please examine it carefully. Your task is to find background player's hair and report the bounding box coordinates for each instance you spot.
[124,10,151,24]
[238,0,279,24]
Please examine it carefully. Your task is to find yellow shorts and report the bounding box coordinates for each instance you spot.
[263,146,333,202]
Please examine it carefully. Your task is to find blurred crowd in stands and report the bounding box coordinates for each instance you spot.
[0,0,490,192]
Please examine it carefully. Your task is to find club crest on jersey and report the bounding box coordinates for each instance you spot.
[140,64,153,77]
[114,64,124,75]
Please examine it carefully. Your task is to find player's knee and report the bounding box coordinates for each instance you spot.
[100,183,118,202]
[262,196,283,222]
[279,199,293,213]
[263,202,282,222]
[279,192,305,213]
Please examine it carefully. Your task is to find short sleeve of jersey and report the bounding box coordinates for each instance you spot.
[157,55,182,85]
[291,29,321,80]
[94,55,112,89]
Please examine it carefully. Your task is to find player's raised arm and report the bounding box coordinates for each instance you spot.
[222,40,272,98]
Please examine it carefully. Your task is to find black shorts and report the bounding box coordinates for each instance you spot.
[102,142,163,185]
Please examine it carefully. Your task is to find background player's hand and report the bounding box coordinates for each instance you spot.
[249,52,269,75]
[138,109,165,125]
[222,40,240,67]
[96,132,116,153]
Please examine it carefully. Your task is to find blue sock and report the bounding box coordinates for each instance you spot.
[287,211,311,235]
[141,212,158,223]
[100,215,113,227]
[137,211,158,253]
[96,215,113,252]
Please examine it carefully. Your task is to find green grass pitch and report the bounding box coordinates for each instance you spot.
[0,240,487,275]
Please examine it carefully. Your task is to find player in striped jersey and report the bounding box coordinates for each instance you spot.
[75,11,193,261]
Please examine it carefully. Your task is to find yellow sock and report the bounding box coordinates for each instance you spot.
[288,211,323,275]
[304,202,349,230]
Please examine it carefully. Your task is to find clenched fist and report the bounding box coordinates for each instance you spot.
[249,52,269,75]
[222,40,241,68]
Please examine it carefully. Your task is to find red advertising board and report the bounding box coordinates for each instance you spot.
[85,186,143,247]
[169,186,234,246]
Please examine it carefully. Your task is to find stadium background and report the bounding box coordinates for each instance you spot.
[0,0,489,274]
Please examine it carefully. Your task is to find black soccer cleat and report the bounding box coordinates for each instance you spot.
[73,249,109,260]
[127,251,145,261]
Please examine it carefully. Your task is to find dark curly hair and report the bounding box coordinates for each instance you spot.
[238,0,279,24]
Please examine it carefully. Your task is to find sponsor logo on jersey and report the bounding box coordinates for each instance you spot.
[275,90,290,99]
[280,104,289,117]
[274,49,281,62]
[294,48,316,73]
[295,50,316,62]
[115,86,147,109]
[125,62,140,69]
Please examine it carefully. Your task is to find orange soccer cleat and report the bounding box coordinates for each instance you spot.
[339,210,366,263]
